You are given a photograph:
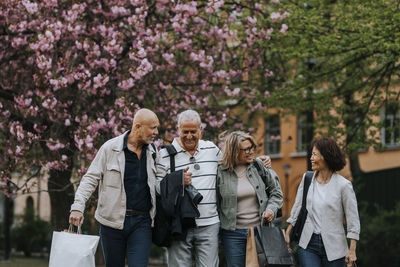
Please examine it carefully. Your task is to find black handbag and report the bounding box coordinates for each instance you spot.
[254,223,293,266]
[290,171,313,243]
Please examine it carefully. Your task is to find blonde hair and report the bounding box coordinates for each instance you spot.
[221,131,256,172]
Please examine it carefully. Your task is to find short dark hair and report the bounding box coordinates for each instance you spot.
[311,137,346,172]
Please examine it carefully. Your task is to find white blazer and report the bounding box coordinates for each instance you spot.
[287,172,360,261]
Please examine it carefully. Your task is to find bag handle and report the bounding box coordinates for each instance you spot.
[162,144,177,172]
[161,144,178,196]
[68,224,82,234]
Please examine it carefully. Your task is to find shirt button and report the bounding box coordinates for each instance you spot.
[260,200,263,204]
[256,186,259,189]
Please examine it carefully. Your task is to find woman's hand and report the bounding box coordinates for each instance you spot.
[284,224,292,253]
[345,239,357,266]
[345,249,356,266]
[262,209,274,222]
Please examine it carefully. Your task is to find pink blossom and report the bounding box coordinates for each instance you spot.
[270,12,282,21]
[22,0,38,14]
[247,16,257,25]
[46,139,66,151]
[162,53,174,62]
[11,37,28,48]
[118,78,135,90]
[206,0,225,14]
[280,24,288,34]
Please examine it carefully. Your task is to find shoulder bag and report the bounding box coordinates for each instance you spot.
[290,171,313,243]
[253,160,283,218]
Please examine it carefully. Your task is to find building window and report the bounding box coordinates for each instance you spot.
[381,102,400,147]
[265,115,281,155]
[297,115,308,152]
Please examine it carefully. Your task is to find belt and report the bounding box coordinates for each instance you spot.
[125,210,148,216]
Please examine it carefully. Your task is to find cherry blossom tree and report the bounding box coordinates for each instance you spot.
[0,0,287,230]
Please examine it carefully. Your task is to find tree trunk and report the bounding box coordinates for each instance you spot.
[347,149,364,194]
[3,187,12,261]
[305,85,315,171]
[306,109,314,171]
[48,168,75,231]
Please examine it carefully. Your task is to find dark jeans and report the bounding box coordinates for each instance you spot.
[298,233,345,267]
[221,228,248,267]
[99,215,152,267]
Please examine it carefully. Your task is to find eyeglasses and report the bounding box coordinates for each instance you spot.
[189,156,200,170]
[240,146,255,154]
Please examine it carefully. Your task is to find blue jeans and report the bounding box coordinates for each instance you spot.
[99,215,152,267]
[299,233,345,267]
[221,229,248,267]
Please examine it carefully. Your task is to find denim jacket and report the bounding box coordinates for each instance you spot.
[216,159,283,230]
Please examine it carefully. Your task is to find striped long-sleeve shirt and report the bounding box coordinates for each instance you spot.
[156,139,222,226]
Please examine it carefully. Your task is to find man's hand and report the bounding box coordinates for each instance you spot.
[183,166,192,185]
[69,210,84,226]
[259,155,272,168]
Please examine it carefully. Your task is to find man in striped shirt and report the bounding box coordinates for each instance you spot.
[156,109,270,267]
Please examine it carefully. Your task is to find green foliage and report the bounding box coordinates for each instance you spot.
[267,0,400,152]
[358,202,400,266]
[11,208,52,257]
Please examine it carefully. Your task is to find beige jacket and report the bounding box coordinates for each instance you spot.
[71,132,158,229]
[287,172,360,261]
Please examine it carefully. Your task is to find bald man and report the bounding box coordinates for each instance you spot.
[69,108,160,267]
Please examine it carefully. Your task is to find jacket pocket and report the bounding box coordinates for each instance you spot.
[104,164,121,189]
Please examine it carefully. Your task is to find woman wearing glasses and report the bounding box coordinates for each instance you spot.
[216,131,283,267]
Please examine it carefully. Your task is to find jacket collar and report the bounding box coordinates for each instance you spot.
[219,165,229,171]
[112,131,156,154]
[112,131,128,152]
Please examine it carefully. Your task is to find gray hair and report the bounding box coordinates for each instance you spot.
[177,109,202,128]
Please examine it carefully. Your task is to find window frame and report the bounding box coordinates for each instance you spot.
[381,104,400,148]
[265,115,281,155]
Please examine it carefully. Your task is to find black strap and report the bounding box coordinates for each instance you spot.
[254,160,283,218]
[162,144,177,172]
[301,171,313,209]
[254,160,268,191]
[151,143,156,159]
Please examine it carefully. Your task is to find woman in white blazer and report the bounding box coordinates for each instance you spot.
[285,137,360,267]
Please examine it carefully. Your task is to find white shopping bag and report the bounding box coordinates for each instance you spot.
[49,226,100,267]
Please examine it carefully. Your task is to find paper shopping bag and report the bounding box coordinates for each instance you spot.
[245,227,259,267]
[48,230,100,267]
